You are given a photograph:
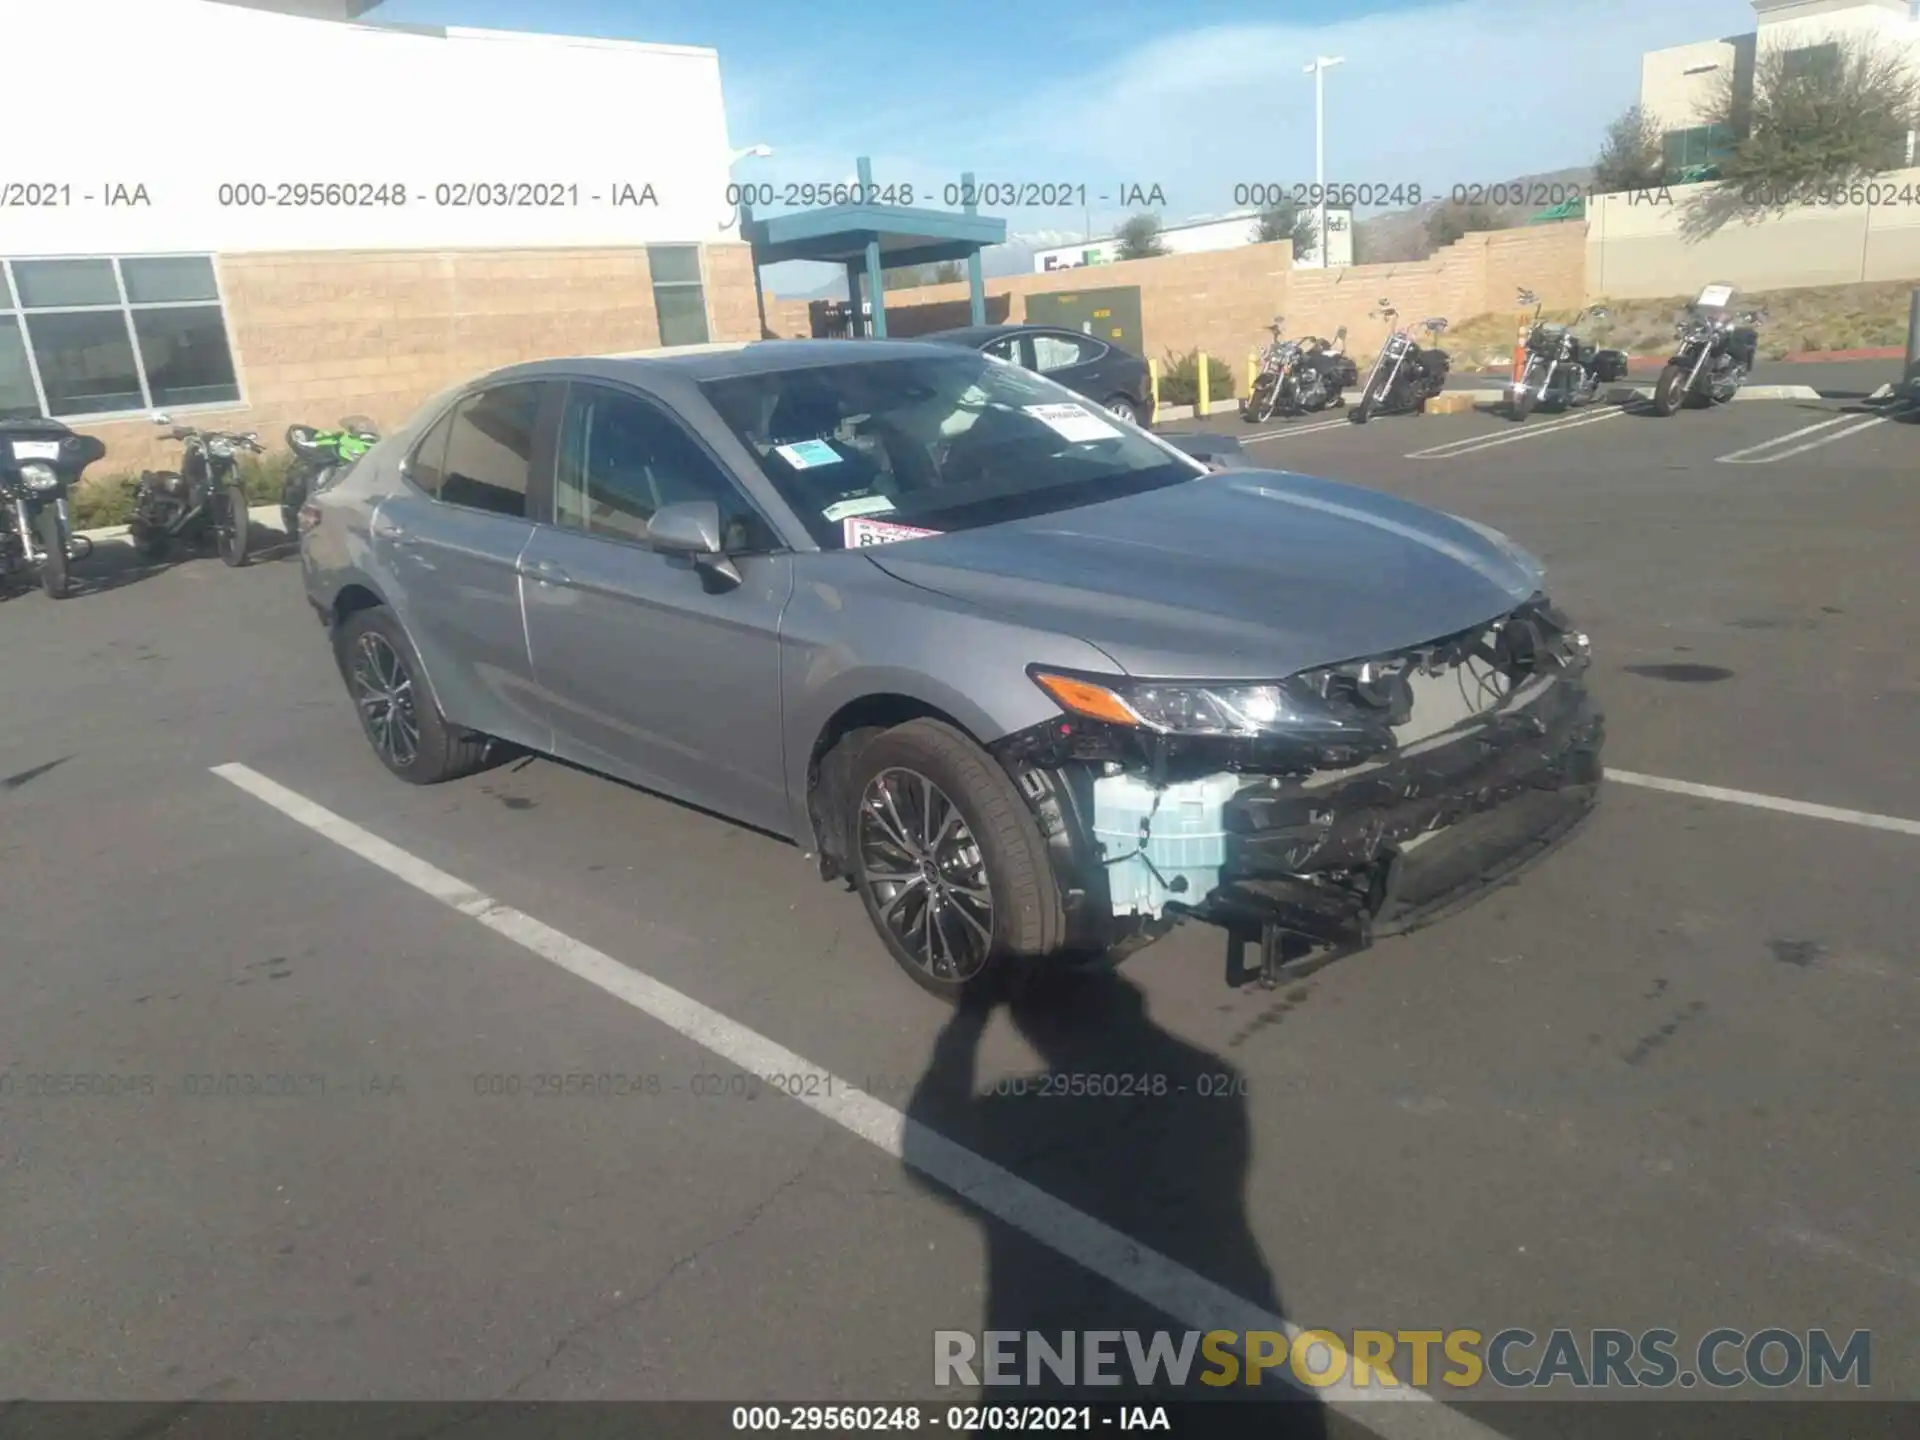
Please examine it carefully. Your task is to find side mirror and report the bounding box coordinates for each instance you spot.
[647,500,723,556]
[243,431,260,445]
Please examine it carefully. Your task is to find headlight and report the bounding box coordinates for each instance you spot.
[19,462,58,492]
[209,438,233,458]
[1029,668,1358,737]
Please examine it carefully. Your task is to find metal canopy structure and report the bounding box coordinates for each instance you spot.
[740,157,1006,339]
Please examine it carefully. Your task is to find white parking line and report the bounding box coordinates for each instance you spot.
[1404,405,1629,460]
[1240,415,1355,443]
[210,762,1495,1440]
[1606,769,1920,837]
[1715,413,1889,464]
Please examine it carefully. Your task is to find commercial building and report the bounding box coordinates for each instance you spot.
[1639,0,1920,176]
[2,0,762,469]
[1032,210,1353,274]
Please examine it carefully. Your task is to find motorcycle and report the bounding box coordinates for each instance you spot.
[282,416,379,534]
[1508,290,1628,419]
[1243,318,1358,423]
[0,418,104,600]
[1349,302,1451,423]
[127,414,262,566]
[1651,282,1765,417]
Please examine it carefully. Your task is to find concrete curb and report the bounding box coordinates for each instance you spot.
[1154,401,1242,421]
[77,504,290,546]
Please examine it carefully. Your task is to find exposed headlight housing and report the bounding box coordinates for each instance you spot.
[1029,668,1365,738]
[18,462,58,492]
[208,437,234,459]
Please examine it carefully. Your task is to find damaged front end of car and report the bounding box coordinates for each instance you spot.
[989,594,1606,984]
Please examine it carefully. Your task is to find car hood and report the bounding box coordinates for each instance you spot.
[862,470,1542,679]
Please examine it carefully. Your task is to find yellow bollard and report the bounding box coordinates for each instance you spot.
[1197,351,1211,416]
[1149,357,1161,413]
[1247,351,1257,397]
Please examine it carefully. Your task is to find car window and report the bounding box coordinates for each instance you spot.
[438,382,542,518]
[697,352,1197,550]
[407,408,457,500]
[982,335,1021,363]
[1032,333,1099,372]
[554,383,771,552]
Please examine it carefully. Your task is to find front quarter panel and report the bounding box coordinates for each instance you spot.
[780,551,1119,843]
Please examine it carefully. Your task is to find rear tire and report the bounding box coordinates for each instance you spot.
[335,606,494,785]
[218,484,251,567]
[846,717,1065,1003]
[35,507,69,600]
[1104,395,1142,427]
[1652,364,1687,417]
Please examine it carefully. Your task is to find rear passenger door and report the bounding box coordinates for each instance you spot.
[517,380,794,834]
[371,380,556,753]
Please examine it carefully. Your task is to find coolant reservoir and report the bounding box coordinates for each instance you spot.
[1091,772,1244,919]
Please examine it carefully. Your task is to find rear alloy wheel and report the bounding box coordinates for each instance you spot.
[1104,395,1142,427]
[848,718,1064,1002]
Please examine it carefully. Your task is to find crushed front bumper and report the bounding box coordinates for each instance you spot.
[993,611,1605,957]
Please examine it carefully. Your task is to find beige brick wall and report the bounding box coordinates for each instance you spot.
[70,242,754,474]
[868,224,1589,383]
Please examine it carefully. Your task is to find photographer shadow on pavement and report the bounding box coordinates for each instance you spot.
[902,968,1329,1437]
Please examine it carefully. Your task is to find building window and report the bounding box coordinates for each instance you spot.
[1780,43,1840,84]
[1662,124,1738,179]
[0,254,241,420]
[648,245,710,347]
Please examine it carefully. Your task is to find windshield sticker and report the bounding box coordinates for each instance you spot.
[774,438,842,470]
[822,494,897,522]
[1024,402,1121,443]
[1696,283,1734,309]
[844,516,941,548]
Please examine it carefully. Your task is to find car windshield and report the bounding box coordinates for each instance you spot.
[697,351,1196,550]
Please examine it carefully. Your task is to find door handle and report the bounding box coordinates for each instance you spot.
[523,558,570,585]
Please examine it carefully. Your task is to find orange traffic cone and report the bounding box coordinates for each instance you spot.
[1511,316,1528,383]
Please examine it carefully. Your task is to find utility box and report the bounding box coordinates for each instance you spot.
[1025,286,1143,358]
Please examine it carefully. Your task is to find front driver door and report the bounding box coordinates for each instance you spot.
[370,381,554,753]
[517,380,794,835]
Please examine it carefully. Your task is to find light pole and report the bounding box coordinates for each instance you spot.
[1302,56,1344,269]
[726,145,773,336]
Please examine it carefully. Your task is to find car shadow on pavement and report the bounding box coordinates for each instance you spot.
[902,970,1330,1433]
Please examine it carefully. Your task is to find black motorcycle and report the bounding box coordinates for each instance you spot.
[128,415,262,566]
[1244,318,1358,423]
[1349,303,1451,423]
[0,419,104,599]
[1509,290,1629,419]
[1652,283,1765,417]
[281,416,379,534]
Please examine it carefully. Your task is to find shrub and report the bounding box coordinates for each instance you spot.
[1157,348,1235,406]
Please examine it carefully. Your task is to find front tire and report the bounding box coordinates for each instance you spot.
[218,484,251,567]
[1349,382,1381,424]
[1510,383,1536,420]
[335,607,494,785]
[846,718,1065,1003]
[35,507,69,599]
[1652,364,1688,417]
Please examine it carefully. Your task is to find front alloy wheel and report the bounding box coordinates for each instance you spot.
[857,767,995,986]
[350,629,421,770]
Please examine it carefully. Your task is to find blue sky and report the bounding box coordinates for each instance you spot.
[373,0,1757,292]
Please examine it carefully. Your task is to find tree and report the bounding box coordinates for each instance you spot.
[1253,203,1318,263]
[933,260,964,284]
[1115,212,1169,260]
[1703,30,1920,208]
[1592,104,1666,193]
[1423,200,1496,252]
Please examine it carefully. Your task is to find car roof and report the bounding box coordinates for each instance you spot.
[477,338,978,390]
[922,324,1083,346]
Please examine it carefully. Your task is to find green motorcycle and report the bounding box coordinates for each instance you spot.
[283,417,380,534]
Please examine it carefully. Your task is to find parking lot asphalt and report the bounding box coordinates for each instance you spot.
[2,393,1916,1432]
